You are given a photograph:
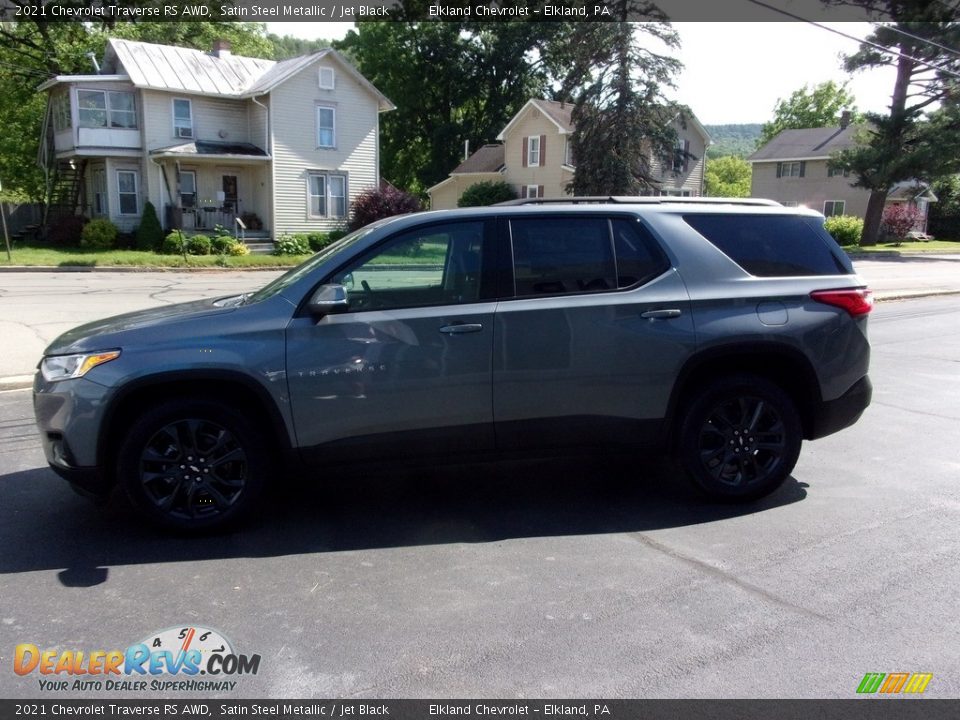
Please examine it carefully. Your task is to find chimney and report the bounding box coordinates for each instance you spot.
[839,110,851,129]
[212,39,232,59]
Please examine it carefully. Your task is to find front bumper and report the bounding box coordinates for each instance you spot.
[807,375,872,440]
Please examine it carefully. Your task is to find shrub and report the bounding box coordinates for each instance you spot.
[47,216,87,247]
[80,218,119,250]
[211,235,236,254]
[307,232,330,252]
[186,234,212,255]
[882,204,923,243]
[458,180,517,207]
[212,223,233,238]
[160,230,186,255]
[228,242,250,256]
[349,186,421,231]
[273,234,311,255]
[328,229,348,242]
[823,215,864,246]
[135,201,164,250]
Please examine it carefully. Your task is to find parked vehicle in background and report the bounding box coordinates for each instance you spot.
[34,197,872,531]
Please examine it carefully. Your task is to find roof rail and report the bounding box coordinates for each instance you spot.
[495,196,783,207]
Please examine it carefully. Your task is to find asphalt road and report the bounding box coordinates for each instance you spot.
[0,296,958,699]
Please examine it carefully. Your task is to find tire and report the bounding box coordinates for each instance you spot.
[677,374,802,501]
[117,398,269,532]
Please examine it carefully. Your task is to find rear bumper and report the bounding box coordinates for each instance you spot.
[808,375,872,440]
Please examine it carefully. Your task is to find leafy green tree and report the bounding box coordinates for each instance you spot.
[338,21,563,194]
[457,181,517,207]
[704,156,752,197]
[928,175,960,238]
[827,2,960,244]
[561,11,684,195]
[758,81,858,147]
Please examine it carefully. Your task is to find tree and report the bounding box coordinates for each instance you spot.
[458,181,517,207]
[827,3,960,244]
[338,21,561,194]
[704,156,752,197]
[758,81,858,147]
[562,11,684,195]
[928,174,960,238]
[135,201,164,251]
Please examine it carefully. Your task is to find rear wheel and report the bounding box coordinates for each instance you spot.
[117,399,268,532]
[677,374,802,501]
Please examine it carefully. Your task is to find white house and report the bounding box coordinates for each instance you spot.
[38,38,394,240]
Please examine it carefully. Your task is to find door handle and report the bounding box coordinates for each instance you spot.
[640,309,682,319]
[439,323,483,334]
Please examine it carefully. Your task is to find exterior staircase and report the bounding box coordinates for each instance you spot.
[45,159,87,227]
[239,229,273,255]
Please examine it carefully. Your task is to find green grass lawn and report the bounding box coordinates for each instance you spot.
[843,239,960,254]
[0,245,311,268]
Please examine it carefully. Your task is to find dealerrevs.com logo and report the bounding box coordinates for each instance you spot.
[14,626,261,693]
[856,672,933,695]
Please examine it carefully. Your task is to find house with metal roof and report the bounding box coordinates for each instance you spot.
[748,116,937,230]
[38,38,394,241]
[428,98,711,209]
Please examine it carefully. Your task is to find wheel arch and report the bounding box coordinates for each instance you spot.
[665,343,823,445]
[98,370,293,480]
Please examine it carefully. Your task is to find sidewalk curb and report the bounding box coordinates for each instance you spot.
[0,375,33,391]
[0,265,285,273]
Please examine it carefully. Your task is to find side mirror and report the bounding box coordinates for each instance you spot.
[307,284,349,317]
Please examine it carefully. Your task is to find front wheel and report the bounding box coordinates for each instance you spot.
[677,375,802,501]
[117,399,269,532]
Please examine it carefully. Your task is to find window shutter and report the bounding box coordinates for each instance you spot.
[538,185,544,198]
[522,137,528,168]
[540,135,546,167]
[799,161,806,178]
[776,163,782,178]
[683,140,690,172]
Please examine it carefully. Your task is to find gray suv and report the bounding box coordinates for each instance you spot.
[34,198,872,531]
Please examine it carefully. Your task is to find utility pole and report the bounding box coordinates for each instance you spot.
[0,181,11,262]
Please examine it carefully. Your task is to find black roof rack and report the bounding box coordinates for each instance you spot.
[494,196,783,207]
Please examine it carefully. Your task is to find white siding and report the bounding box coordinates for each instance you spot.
[248,94,270,153]
[269,60,380,235]
[140,89,251,151]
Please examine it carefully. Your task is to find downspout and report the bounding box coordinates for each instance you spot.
[251,93,273,238]
[251,94,269,237]
[149,156,172,229]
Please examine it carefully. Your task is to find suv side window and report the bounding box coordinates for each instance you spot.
[330,220,486,311]
[683,214,851,277]
[611,218,671,288]
[510,217,616,296]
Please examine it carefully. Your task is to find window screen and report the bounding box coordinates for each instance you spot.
[683,214,851,277]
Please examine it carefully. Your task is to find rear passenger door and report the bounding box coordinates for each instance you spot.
[493,214,696,449]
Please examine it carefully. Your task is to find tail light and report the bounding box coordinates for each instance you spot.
[811,288,873,317]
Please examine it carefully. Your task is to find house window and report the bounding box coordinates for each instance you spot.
[672,139,684,172]
[316,106,335,148]
[778,161,804,178]
[77,90,137,129]
[173,98,193,138]
[52,93,71,132]
[92,168,107,216]
[527,136,540,167]
[564,138,573,167]
[318,67,335,90]
[308,172,347,218]
[823,200,845,217]
[117,170,139,216]
[660,189,692,197]
[828,166,850,178]
[525,185,541,199]
[179,170,196,208]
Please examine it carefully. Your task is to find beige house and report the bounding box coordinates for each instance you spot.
[428,98,711,209]
[38,38,394,240]
[748,122,937,230]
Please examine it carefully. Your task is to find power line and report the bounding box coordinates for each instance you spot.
[746,0,960,81]
[874,23,960,60]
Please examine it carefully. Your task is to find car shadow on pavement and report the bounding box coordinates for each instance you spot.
[0,456,807,585]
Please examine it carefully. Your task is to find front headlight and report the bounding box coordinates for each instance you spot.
[40,350,121,383]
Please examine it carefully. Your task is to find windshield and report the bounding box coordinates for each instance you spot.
[247,226,378,303]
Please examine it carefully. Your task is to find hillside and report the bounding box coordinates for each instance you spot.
[704,123,763,158]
